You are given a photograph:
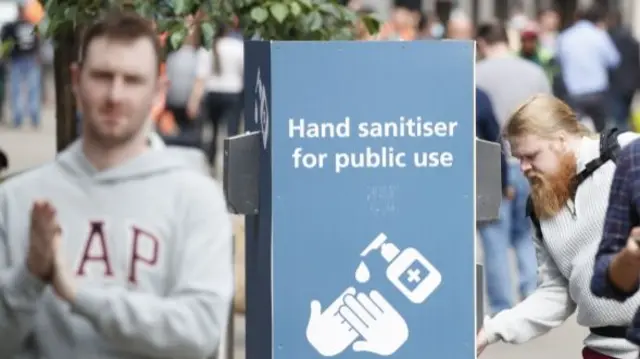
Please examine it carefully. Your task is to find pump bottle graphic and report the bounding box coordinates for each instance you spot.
[361,233,442,304]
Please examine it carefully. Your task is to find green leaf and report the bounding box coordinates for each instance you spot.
[269,3,289,23]
[250,6,269,23]
[200,22,215,48]
[342,8,358,23]
[171,0,187,15]
[361,15,380,36]
[1,40,15,57]
[304,11,323,31]
[169,28,186,50]
[289,2,302,17]
[297,0,312,9]
[318,3,340,18]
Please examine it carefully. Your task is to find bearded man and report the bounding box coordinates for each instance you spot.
[476,93,640,359]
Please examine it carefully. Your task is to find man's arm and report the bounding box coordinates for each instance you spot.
[0,187,47,356]
[483,233,576,345]
[591,141,640,300]
[69,178,233,359]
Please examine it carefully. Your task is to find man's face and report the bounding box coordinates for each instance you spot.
[73,36,166,147]
[511,134,577,219]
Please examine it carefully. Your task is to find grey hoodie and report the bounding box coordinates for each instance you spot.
[0,140,233,358]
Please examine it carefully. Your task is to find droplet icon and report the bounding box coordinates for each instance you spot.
[355,261,370,283]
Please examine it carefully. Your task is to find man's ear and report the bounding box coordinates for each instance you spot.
[551,134,568,153]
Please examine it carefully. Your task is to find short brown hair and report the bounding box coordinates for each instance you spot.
[503,94,593,141]
[476,22,509,45]
[78,9,162,73]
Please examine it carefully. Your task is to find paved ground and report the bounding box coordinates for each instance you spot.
[1,109,588,359]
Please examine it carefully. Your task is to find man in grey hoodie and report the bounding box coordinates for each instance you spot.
[0,10,233,359]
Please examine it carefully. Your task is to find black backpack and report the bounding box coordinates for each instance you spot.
[526,128,624,239]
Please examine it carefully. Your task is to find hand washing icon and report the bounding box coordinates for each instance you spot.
[355,262,370,283]
[360,233,443,304]
[306,232,442,357]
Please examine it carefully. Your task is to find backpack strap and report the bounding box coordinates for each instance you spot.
[527,128,623,240]
[526,196,543,240]
[573,127,622,187]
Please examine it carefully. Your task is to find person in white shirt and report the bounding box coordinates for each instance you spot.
[188,25,243,168]
[477,94,640,359]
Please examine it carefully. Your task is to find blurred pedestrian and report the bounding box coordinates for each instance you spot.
[555,4,620,132]
[162,15,202,148]
[606,9,640,131]
[445,10,473,41]
[518,23,556,85]
[476,88,509,196]
[1,3,41,128]
[537,7,560,55]
[190,24,244,168]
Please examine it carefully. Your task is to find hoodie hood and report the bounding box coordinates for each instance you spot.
[56,139,209,183]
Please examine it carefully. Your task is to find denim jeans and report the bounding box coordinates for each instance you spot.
[9,55,41,127]
[610,92,633,131]
[478,162,538,315]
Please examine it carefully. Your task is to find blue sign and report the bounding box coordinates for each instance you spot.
[245,40,475,359]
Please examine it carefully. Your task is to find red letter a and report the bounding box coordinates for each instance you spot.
[76,221,114,277]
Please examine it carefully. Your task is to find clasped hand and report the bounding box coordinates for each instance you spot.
[27,200,76,302]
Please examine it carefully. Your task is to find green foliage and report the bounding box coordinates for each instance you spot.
[0,39,14,57]
[42,0,380,49]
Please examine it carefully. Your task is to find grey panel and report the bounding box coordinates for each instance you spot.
[223,132,261,215]
[476,263,484,333]
[476,139,502,222]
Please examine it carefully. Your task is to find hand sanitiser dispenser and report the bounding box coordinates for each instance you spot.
[361,233,442,304]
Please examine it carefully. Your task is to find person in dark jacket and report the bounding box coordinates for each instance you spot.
[607,10,640,130]
[0,147,7,172]
[476,88,509,192]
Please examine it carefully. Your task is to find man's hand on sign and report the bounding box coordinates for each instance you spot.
[476,328,489,356]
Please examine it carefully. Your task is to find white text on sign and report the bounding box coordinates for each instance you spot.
[288,117,459,174]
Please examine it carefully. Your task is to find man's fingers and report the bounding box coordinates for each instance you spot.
[631,227,640,239]
[31,201,44,224]
[40,203,56,223]
[31,200,56,218]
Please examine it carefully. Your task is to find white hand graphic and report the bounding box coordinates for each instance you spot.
[340,290,409,356]
[306,287,359,357]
